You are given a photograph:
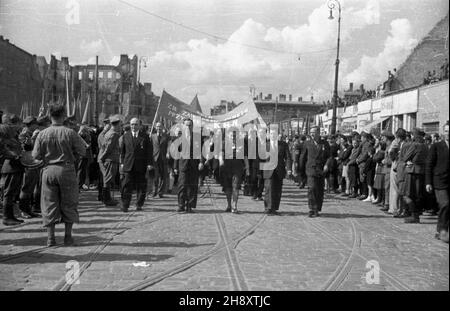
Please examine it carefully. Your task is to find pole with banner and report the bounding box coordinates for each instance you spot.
[150,94,163,134]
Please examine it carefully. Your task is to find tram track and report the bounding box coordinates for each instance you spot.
[121,179,266,291]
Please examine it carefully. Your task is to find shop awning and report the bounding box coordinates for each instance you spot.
[360,117,390,132]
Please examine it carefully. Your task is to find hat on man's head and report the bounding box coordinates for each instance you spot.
[412,127,425,137]
[37,115,50,125]
[23,116,37,125]
[381,130,394,139]
[109,114,121,124]
[1,113,21,124]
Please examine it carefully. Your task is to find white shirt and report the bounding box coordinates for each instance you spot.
[132,130,139,138]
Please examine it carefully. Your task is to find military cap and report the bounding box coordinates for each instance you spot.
[23,116,37,125]
[412,127,425,137]
[109,114,121,124]
[381,130,394,138]
[37,115,50,125]
[1,113,21,124]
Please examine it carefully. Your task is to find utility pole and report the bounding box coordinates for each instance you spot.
[327,0,341,135]
[94,55,99,126]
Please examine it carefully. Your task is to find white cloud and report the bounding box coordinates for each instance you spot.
[148,1,380,87]
[80,39,104,55]
[133,39,148,47]
[343,18,418,89]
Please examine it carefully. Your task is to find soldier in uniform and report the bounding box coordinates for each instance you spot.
[18,116,41,218]
[173,118,204,213]
[298,126,330,217]
[0,114,26,225]
[399,128,428,223]
[32,104,86,246]
[98,116,121,206]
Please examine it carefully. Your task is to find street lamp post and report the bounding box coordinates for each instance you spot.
[327,0,341,135]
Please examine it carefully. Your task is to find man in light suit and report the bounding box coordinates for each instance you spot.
[119,118,153,212]
[151,122,169,198]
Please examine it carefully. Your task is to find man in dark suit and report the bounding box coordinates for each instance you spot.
[426,121,449,243]
[298,126,330,217]
[262,130,291,215]
[173,118,204,213]
[356,132,371,200]
[119,118,153,212]
[151,122,169,198]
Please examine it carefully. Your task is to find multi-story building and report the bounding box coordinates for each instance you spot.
[210,100,239,116]
[0,36,44,115]
[253,92,322,126]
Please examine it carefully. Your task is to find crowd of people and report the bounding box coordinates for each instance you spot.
[423,58,449,85]
[0,104,448,246]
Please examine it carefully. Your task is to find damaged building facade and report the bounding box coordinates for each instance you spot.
[0,36,159,124]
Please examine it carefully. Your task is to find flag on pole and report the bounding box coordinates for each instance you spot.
[82,94,92,125]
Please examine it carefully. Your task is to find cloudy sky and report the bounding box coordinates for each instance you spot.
[1,0,448,112]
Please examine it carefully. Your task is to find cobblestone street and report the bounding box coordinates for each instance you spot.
[0,179,448,291]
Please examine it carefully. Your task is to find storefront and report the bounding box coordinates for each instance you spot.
[356,100,372,132]
[339,105,357,135]
[417,80,449,134]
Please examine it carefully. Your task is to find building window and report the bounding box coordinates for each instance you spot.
[107,71,112,79]
[116,72,121,79]
[99,71,104,79]
[88,71,94,80]
[423,122,439,134]
[78,71,82,80]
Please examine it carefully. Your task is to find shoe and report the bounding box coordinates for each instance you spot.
[435,232,441,240]
[177,207,185,213]
[82,184,89,190]
[348,194,358,198]
[380,207,389,212]
[251,197,257,201]
[363,196,372,202]
[47,238,56,247]
[358,195,368,201]
[225,207,231,212]
[64,236,75,246]
[89,184,98,190]
[136,205,143,211]
[231,208,239,214]
[2,218,22,226]
[186,208,194,213]
[20,211,33,219]
[308,211,318,218]
[257,197,263,201]
[159,194,164,198]
[105,199,119,206]
[393,213,402,218]
[341,193,349,197]
[404,216,420,224]
[152,193,158,198]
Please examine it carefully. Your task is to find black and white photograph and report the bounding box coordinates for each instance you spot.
[0,0,448,297]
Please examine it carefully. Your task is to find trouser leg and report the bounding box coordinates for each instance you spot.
[435,189,449,233]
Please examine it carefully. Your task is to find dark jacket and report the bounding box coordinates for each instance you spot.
[356,141,371,169]
[425,140,449,189]
[300,138,330,177]
[173,133,203,174]
[151,132,169,163]
[262,140,292,179]
[338,144,352,166]
[120,131,152,173]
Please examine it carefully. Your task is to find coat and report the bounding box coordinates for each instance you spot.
[151,132,169,163]
[300,138,330,177]
[262,140,291,179]
[120,131,153,173]
[425,140,449,190]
